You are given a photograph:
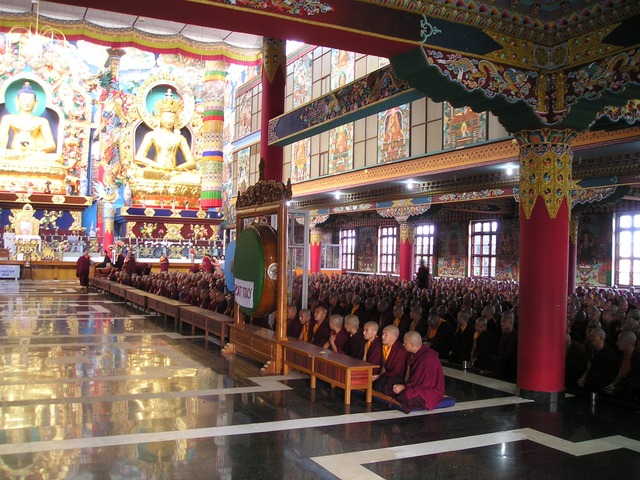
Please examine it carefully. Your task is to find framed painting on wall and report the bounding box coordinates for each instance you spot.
[443,103,487,149]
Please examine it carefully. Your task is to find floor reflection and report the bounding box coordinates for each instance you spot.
[1,281,639,480]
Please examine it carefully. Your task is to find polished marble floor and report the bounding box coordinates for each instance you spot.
[1,281,639,479]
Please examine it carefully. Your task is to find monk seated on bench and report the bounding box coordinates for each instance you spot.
[95,262,115,278]
[390,331,445,414]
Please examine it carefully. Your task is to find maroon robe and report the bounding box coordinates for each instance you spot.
[344,329,366,360]
[364,337,383,374]
[201,256,212,273]
[287,318,303,339]
[330,328,350,353]
[376,340,407,396]
[311,319,331,347]
[76,255,92,287]
[159,256,169,272]
[398,345,444,412]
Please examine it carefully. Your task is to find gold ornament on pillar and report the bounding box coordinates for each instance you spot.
[570,215,579,246]
[310,228,323,246]
[399,223,414,245]
[515,129,577,220]
[262,38,286,84]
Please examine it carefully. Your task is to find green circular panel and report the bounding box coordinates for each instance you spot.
[234,226,266,316]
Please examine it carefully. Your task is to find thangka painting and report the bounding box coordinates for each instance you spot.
[237,147,250,194]
[237,92,252,138]
[291,139,310,183]
[329,124,353,174]
[292,52,313,108]
[443,103,487,149]
[495,219,520,281]
[331,49,354,90]
[378,104,409,163]
[576,212,612,286]
[437,222,467,277]
[357,227,378,273]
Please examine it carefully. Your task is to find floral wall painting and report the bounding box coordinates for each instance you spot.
[331,49,354,90]
[378,104,409,163]
[291,138,310,183]
[443,103,487,149]
[328,124,353,174]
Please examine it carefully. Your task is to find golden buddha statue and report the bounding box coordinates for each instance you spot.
[0,82,62,164]
[134,89,197,179]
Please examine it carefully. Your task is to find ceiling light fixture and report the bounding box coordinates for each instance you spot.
[334,192,341,200]
[407,180,414,190]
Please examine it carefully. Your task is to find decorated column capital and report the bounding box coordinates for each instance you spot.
[514,128,577,220]
[399,222,414,245]
[262,38,286,85]
[310,228,323,246]
[569,214,579,246]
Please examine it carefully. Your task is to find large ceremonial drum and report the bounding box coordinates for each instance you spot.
[233,223,278,317]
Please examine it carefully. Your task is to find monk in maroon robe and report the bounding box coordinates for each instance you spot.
[326,314,350,354]
[392,331,445,413]
[200,255,213,273]
[362,321,383,375]
[76,250,92,293]
[374,325,408,396]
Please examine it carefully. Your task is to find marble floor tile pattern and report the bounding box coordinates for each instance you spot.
[1,281,639,479]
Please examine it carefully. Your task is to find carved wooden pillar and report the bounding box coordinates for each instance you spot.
[516,128,577,403]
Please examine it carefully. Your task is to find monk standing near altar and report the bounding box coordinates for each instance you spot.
[76,250,92,293]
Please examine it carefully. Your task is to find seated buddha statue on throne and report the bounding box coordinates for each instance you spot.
[134,89,197,181]
[0,82,62,165]
[0,80,68,194]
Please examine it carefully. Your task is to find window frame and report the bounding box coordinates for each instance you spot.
[470,220,498,279]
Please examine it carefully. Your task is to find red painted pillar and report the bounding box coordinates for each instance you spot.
[516,129,577,403]
[568,215,578,295]
[260,38,286,182]
[310,228,322,274]
[399,223,414,282]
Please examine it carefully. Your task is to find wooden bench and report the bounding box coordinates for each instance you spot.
[109,283,135,303]
[282,339,375,405]
[89,276,111,294]
[146,294,189,330]
[179,306,233,349]
[226,323,281,373]
[125,289,151,312]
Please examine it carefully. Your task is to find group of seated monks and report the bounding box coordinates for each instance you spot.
[103,261,640,406]
[565,286,640,402]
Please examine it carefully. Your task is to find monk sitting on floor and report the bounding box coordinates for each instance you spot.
[391,331,445,414]
[373,325,407,396]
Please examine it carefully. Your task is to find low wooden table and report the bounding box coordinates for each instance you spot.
[282,339,375,405]
[179,306,233,349]
[227,323,281,373]
[89,276,111,293]
[109,283,135,302]
[125,289,151,312]
[146,294,189,330]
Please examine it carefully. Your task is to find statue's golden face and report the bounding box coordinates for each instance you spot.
[159,111,177,130]
[17,93,37,113]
